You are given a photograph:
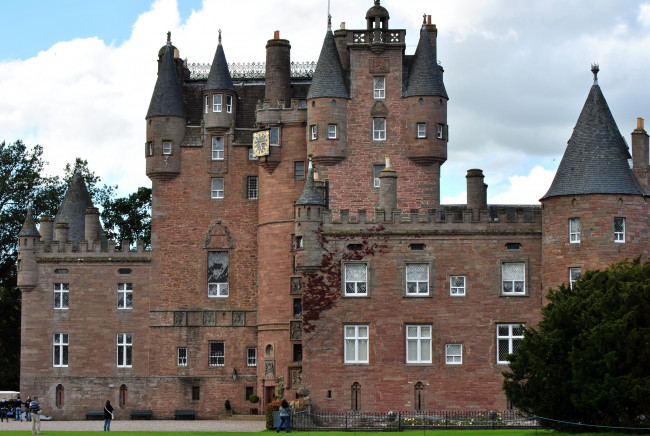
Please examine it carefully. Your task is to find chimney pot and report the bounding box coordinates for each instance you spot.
[274,30,280,40]
[638,117,644,130]
[427,15,432,25]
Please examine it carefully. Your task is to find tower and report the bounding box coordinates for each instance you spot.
[17,201,40,291]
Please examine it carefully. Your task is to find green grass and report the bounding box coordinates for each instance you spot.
[0,431,646,436]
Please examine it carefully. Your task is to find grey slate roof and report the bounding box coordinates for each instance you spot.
[54,171,105,249]
[404,27,448,99]
[307,30,349,99]
[19,203,40,238]
[146,43,186,119]
[541,82,646,199]
[296,162,325,205]
[205,42,235,91]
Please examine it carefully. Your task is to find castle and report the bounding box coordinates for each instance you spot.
[17,1,649,419]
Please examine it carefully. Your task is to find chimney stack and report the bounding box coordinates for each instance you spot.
[379,155,398,212]
[631,117,649,190]
[265,31,292,108]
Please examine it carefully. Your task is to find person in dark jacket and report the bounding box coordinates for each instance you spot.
[276,399,291,433]
[13,395,22,421]
[103,400,114,431]
[0,397,8,422]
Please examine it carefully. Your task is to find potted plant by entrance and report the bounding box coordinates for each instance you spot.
[249,394,259,415]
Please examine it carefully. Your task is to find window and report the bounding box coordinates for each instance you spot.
[211,178,224,199]
[497,324,523,364]
[205,95,209,113]
[226,95,233,113]
[53,333,68,367]
[178,347,188,366]
[248,148,257,160]
[294,161,305,180]
[437,124,444,139]
[146,141,153,156]
[192,386,200,401]
[162,141,172,155]
[569,267,581,289]
[213,93,222,112]
[117,333,133,367]
[501,262,525,295]
[373,118,386,141]
[293,343,303,362]
[406,325,432,363]
[569,217,581,243]
[293,298,302,318]
[344,264,367,296]
[328,124,337,139]
[417,123,426,138]
[117,283,133,309]
[119,384,127,407]
[209,341,225,366]
[212,136,224,160]
[445,343,462,364]
[344,325,369,363]
[373,76,385,99]
[414,382,424,411]
[245,386,254,401]
[54,283,69,309]
[351,382,361,410]
[269,126,280,146]
[373,164,383,188]
[310,125,318,140]
[207,251,229,297]
[406,264,429,295]
[55,384,64,408]
[247,347,257,366]
[247,176,258,200]
[614,217,625,242]
[450,275,466,296]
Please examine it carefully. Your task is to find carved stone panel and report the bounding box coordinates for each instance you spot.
[369,56,390,74]
[289,367,303,389]
[173,311,186,326]
[290,277,302,295]
[264,360,276,379]
[232,311,245,326]
[203,311,216,326]
[290,321,302,340]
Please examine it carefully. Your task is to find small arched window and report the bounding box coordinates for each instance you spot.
[56,384,64,408]
[119,384,127,408]
[414,382,424,411]
[351,382,361,411]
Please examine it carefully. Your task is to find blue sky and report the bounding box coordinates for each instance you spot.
[1,0,649,204]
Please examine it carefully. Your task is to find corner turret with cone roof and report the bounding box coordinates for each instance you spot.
[294,157,325,272]
[204,30,236,132]
[17,198,40,291]
[146,32,186,181]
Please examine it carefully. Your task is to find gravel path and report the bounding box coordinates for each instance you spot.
[0,418,267,432]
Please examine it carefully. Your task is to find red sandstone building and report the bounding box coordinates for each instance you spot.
[17,1,649,419]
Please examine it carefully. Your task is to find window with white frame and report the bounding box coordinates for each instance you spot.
[247,347,257,366]
[373,164,383,188]
[248,148,257,160]
[614,217,625,243]
[117,333,133,367]
[417,123,426,138]
[117,283,133,309]
[373,76,385,99]
[213,93,222,112]
[344,325,369,363]
[54,283,69,309]
[269,126,280,146]
[328,124,337,139]
[569,267,581,289]
[344,263,367,296]
[226,95,233,113]
[162,141,172,155]
[406,263,429,295]
[247,176,258,200]
[209,341,225,366]
[437,124,444,139]
[502,262,525,295]
[497,324,523,364]
[147,141,153,156]
[211,178,224,199]
[446,343,462,364]
[212,136,224,160]
[310,125,318,140]
[208,251,229,297]
[406,325,432,363]
[205,95,209,113]
[178,347,188,366]
[569,217,581,243]
[53,333,69,367]
[450,275,466,296]
[373,118,386,141]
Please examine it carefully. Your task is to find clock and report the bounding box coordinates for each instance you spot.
[252,130,270,157]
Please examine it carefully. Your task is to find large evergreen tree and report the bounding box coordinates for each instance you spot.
[503,258,650,431]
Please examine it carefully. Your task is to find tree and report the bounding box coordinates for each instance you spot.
[503,258,650,431]
[100,186,152,248]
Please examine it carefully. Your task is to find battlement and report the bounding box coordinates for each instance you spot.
[34,239,150,262]
[256,99,308,124]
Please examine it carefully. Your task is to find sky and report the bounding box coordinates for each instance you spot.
[1,0,649,205]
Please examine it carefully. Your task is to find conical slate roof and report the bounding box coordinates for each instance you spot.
[54,171,104,248]
[404,27,447,99]
[541,74,645,200]
[307,29,348,99]
[205,36,234,91]
[296,161,325,205]
[19,202,40,238]
[146,42,186,119]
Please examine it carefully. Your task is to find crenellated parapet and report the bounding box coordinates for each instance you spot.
[34,239,150,262]
[256,99,308,125]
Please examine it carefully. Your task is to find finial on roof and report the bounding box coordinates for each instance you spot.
[74,168,82,175]
[423,13,427,25]
[167,31,171,45]
[375,0,380,5]
[308,153,313,169]
[328,14,332,30]
[218,29,222,44]
[591,63,599,84]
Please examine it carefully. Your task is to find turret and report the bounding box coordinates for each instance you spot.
[294,159,325,272]
[145,33,186,181]
[631,117,650,191]
[378,155,397,211]
[17,201,40,291]
[204,30,236,132]
[39,215,53,244]
[264,31,291,108]
[84,207,101,247]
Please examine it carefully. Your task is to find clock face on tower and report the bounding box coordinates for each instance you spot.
[252,130,270,157]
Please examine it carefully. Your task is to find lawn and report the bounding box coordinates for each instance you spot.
[0,431,645,436]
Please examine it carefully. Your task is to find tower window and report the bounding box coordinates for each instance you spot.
[328,124,337,139]
[162,141,172,155]
[247,176,258,200]
[53,333,69,367]
[569,267,581,289]
[226,95,233,113]
[212,136,224,160]
[310,125,318,140]
[213,94,222,112]
[417,123,426,138]
[437,124,444,139]
[294,161,305,180]
[373,165,383,188]
[269,126,280,146]
[207,251,229,297]
[208,340,225,366]
[614,217,625,242]
[211,178,224,199]
[117,333,133,367]
[373,118,386,141]
[373,76,385,99]
[178,347,188,366]
[569,218,581,243]
[205,95,209,113]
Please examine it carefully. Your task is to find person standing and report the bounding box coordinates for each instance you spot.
[24,397,31,422]
[14,395,22,421]
[276,399,291,433]
[103,400,114,431]
[29,396,41,435]
[0,397,8,422]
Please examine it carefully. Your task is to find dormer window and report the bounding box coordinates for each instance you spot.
[226,95,233,113]
[213,94,222,112]
[373,77,385,99]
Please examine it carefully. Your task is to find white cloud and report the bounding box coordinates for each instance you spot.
[638,4,650,26]
[489,166,556,205]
